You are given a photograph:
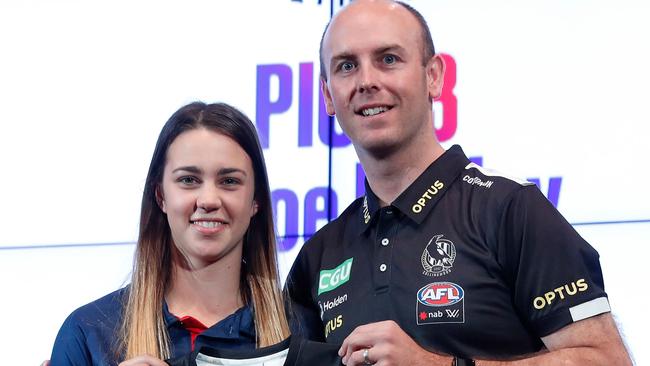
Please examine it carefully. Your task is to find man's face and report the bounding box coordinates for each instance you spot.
[321,0,443,156]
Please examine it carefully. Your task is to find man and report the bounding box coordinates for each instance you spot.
[285,1,632,365]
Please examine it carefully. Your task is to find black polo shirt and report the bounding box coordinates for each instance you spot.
[285,145,610,359]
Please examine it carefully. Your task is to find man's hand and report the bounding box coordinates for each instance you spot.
[118,355,168,366]
[338,320,452,366]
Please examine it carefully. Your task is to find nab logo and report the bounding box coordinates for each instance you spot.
[417,282,464,307]
[318,258,353,295]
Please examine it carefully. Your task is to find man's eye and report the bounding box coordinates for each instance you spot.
[383,55,397,64]
[340,62,355,72]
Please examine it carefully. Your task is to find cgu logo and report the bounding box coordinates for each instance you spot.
[417,282,464,307]
[318,258,353,295]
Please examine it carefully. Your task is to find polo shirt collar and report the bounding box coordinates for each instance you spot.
[357,180,382,230]
[163,301,256,340]
[357,145,470,232]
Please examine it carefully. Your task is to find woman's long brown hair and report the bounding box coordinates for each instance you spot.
[119,102,289,359]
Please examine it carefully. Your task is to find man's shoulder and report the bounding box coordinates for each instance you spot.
[457,162,536,197]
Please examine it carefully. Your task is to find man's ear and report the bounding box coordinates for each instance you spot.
[426,54,446,100]
[321,78,336,116]
[155,185,166,213]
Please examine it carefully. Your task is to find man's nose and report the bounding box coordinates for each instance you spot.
[356,64,379,94]
[196,185,222,212]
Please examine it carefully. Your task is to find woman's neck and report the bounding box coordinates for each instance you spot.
[165,256,244,327]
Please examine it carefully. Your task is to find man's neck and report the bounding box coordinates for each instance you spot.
[359,139,445,206]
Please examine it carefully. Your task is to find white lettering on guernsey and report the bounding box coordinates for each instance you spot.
[462,175,494,188]
[464,162,534,186]
[318,258,353,295]
[320,294,348,313]
[362,196,371,224]
[446,309,460,317]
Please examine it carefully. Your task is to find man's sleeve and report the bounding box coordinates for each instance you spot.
[284,243,326,342]
[498,185,610,337]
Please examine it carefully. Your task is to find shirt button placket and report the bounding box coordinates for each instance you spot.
[375,207,395,287]
[373,207,395,319]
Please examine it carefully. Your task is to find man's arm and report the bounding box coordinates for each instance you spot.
[507,312,631,366]
[339,314,631,366]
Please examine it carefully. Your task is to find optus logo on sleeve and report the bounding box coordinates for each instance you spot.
[318,258,353,295]
[416,282,465,325]
[533,278,589,310]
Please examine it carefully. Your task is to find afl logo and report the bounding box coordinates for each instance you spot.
[421,234,456,277]
[417,282,464,307]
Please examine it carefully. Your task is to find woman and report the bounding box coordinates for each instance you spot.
[50,102,290,365]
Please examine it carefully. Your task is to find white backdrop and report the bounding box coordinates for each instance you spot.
[0,0,648,364]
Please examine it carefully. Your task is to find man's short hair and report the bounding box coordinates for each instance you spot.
[319,1,436,81]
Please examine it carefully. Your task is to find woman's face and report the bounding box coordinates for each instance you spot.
[158,128,257,268]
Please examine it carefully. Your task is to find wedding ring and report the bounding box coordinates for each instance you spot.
[363,348,373,365]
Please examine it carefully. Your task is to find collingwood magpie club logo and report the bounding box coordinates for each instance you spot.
[421,234,456,277]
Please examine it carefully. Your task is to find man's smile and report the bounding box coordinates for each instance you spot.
[356,104,394,117]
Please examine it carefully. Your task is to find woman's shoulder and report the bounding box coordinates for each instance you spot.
[66,287,129,326]
[50,287,129,365]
